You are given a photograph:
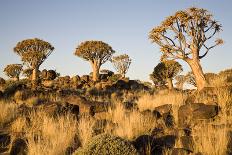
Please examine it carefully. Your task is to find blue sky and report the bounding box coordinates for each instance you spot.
[0,0,231,81]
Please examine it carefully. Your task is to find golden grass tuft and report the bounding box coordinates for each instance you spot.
[77,115,95,147]
[137,91,187,111]
[0,101,18,127]
[192,122,229,155]
[10,110,78,155]
[108,103,156,140]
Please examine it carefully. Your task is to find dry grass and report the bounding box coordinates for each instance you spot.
[137,91,187,111]
[10,110,78,155]
[192,122,229,155]
[137,91,187,124]
[108,103,156,140]
[0,101,18,127]
[215,87,232,112]
[77,115,95,147]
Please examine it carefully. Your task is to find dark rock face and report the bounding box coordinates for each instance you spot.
[180,136,194,153]
[10,138,28,155]
[178,103,219,127]
[0,133,11,153]
[133,134,177,155]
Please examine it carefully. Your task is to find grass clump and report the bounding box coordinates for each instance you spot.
[74,134,138,155]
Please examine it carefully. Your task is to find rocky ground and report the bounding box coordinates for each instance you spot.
[0,75,232,155]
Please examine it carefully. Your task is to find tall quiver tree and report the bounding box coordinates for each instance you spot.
[74,41,115,81]
[13,38,54,83]
[149,7,223,90]
[3,64,23,81]
[151,60,182,90]
[111,54,131,78]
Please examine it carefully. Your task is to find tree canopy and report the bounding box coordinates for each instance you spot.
[14,38,54,69]
[3,64,23,80]
[149,7,223,61]
[111,54,131,77]
[151,60,182,89]
[74,41,115,66]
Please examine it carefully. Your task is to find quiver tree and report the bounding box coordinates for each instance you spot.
[74,41,115,81]
[13,38,54,83]
[150,60,182,89]
[111,54,131,78]
[3,64,23,81]
[149,7,223,90]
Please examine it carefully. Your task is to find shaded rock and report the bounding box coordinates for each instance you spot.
[178,103,219,127]
[180,136,194,153]
[0,133,11,147]
[170,148,189,155]
[154,135,177,148]
[133,135,157,155]
[10,138,28,155]
[63,96,95,116]
[163,112,175,128]
[133,134,177,155]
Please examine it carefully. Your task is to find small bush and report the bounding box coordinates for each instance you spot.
[74,134,138,155]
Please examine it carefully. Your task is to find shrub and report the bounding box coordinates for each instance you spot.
[74,134,138,155]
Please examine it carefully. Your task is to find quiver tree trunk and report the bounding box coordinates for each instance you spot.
[167,78,174,90]
[91,62,100,82]
[187,59,206,90]
[32,67,39,87]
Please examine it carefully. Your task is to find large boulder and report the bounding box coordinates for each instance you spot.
[178,103,219,127]
[64,96,93,115]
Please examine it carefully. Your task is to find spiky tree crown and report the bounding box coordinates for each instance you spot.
[149,7,223,60]
[14,38,54,68]
[3,64,23,78]
[74,41,115,65]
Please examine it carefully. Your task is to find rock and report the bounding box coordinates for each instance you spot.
[63,96,95,116]
[133,134,177,155]
[170,148,189,155]
[178,103,219,127]
[133,135,156,155]
[155,104,172,115]
[10,138,28,155]
[180,136,194,152]
[0,133,10,153]
[163,112,175,128]
[61,102,80,117]
[154,135,177,148]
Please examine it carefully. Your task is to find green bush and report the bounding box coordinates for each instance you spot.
[74,134,138,155]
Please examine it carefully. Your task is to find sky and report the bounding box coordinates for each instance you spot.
[0,0,232,81]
